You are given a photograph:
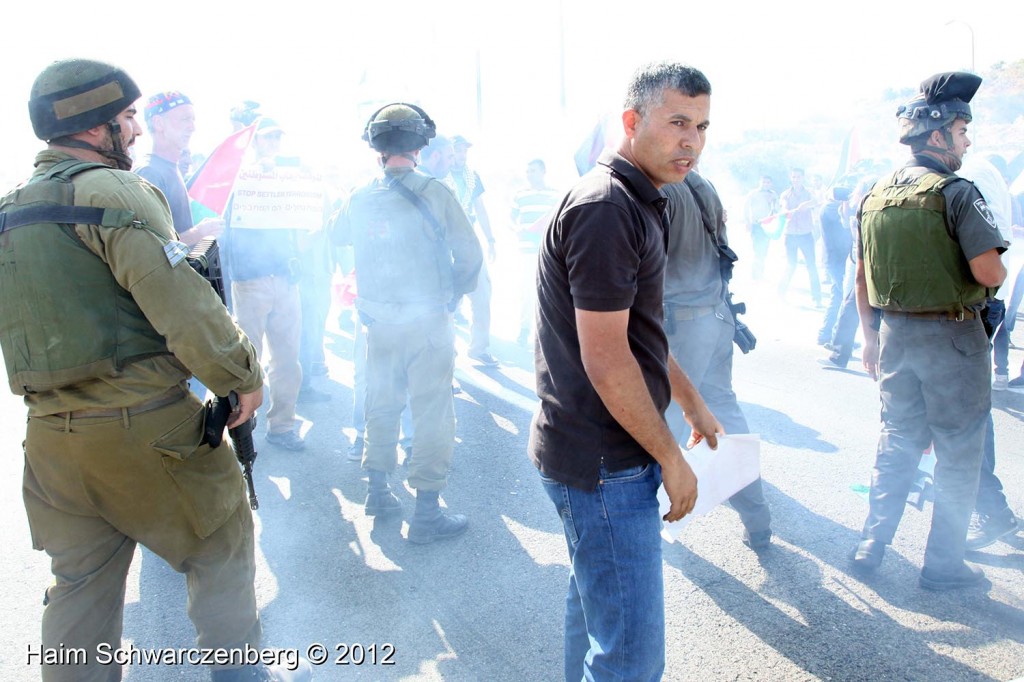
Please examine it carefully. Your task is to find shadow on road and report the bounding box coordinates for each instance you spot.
[664,480,1024,681]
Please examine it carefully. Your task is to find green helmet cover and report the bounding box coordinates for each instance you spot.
[29,58,141,141]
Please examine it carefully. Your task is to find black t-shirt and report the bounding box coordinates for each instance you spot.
[529,150,670,491]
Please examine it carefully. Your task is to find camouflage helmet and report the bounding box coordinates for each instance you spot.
[362,103,436,154]
[29,59,141,141]
[897,71,981,145]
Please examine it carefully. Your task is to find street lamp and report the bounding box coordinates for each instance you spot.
[945,19,975,73]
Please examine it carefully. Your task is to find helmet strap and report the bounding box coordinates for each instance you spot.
[104,121,134,171]
[921,136,962,172]
[51,123,132,171]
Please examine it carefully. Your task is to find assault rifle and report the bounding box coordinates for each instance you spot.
[188,237,259,510]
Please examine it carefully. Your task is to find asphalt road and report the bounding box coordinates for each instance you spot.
[1,250,1022,682]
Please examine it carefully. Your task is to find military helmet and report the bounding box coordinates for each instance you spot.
[362,103,436,154]
[29,59,141,141]
[897,71,981,145]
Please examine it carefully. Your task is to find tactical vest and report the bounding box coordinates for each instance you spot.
[349,172,454,308]
[860,170,989,313]
[0,159,172,395]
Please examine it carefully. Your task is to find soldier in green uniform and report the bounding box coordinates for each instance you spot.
[850,72,1007,591]
[0,59,310,681]
[332,103,482,544]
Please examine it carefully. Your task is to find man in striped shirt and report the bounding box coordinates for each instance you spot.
[510,159,562,346]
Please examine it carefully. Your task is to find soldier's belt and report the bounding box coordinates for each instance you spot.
[53,386,186,420]
[883,310,977,321]
[665,304,718,321]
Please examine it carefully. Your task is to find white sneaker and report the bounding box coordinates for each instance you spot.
[993,373,1009,391]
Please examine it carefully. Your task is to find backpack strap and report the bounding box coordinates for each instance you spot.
[385,174,445,242]
[0,160,136,235]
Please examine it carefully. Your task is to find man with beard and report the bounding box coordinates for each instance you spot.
[850,72,1007,591]
[0,58,309,681]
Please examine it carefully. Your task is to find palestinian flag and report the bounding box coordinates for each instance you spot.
[186,123,257,223]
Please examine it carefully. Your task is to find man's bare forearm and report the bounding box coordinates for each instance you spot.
[583,345,682,468]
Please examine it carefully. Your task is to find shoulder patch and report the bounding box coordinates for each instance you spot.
[973,198,997,228]
[163,240,191,268]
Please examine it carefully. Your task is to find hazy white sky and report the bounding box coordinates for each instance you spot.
[2,0,1020,189]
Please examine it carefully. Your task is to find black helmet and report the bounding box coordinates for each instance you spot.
[897,71,981,145]
[362,103,436,154]
[29,58,141,141]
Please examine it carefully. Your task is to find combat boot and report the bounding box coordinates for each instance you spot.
[966,508,1020,551]
[211,658,313,681]
[408,490,468,544]
[365,469,402,517]
[919,562,988,591]
[848,539,886,574]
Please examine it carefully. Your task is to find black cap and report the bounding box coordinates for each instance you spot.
[897,71,982,144]
[920,72,982,107]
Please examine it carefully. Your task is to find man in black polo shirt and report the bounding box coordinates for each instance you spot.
[529,61,721,681]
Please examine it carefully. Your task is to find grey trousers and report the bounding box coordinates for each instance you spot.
[862,314,989,573]
[664,302,772,534]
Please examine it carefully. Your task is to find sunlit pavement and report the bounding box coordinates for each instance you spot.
[1,242,1022,681]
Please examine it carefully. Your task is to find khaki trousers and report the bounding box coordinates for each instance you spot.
[363,312,456,490]
[232,275,303,433]
[23,395,260,681]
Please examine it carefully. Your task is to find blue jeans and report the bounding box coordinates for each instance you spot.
[818,257,848,343]
[541,463,665,682]
[828,283,861,364]
[779,232,821,303]
[977,413,1010,516]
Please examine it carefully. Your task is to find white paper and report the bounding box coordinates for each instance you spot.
[658,434,761,542]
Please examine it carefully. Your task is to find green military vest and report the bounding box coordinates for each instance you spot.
[860,170,989,313]
[0,160,172,395]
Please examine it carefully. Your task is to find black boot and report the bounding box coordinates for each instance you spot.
[408,490,468,544]
[365,469,402,517]
[966,508,1020,551]
[848,539,886,574]
[919,562,988,591]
